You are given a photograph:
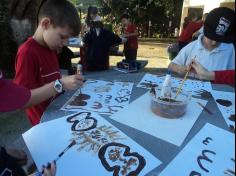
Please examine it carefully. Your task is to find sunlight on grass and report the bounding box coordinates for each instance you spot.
[70,42,170,69]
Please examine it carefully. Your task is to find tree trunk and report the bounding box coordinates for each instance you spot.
[0,0,43,77]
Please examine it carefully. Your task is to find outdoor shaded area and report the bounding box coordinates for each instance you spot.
[0,0,182,77]
[0,39,172,146]
[0,0,235,175]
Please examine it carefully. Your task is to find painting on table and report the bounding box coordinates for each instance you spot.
[23,112,161,176]
[212,90,235,132]
[137,74,213,98]
[160,123,235,176]
[110,93,207,146]
[61,80,133,116]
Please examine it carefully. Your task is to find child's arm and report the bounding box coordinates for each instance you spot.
[108,31,122,46]
[168,62,188,75]
[168,43,194,75]
[123,30,139,38]
[24,74,84,108]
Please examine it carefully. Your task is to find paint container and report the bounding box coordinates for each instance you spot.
[77,64,83,75]
[150,87,191,119]
[160,74,172,98]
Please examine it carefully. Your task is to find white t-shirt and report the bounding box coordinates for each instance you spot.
[172,35,235,71]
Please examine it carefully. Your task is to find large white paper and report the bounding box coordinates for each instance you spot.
[23,112,161,176]
[110,93,207,146]
[61,80,133,116]
[137,73,213,98]
[212,90,235,129]
[160,123,235,175]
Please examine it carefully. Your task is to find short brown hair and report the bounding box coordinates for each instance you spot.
[38,0,81,36]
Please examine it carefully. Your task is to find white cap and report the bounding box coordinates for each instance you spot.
[93,15,102,22]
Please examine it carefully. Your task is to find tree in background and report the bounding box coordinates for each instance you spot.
[97,0,183,37]
[0,0,44,78]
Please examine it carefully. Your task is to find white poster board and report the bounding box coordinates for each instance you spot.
[212,90,235,129]
[137,74,212,98]
[61,80,133,116]
[160,123,235,176]
[23,112,161,176]
[110,93,207,146]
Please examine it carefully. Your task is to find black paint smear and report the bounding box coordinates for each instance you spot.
[197,150,216,173]
[189,171,201,176]
[229,114,235,122]
[98,142,146,176]
[70,100,87,106]
[77,94,91,100]
[194,90,213,100]
[141,83,158,89]
[140,81,158,89]
[216,99,233,107]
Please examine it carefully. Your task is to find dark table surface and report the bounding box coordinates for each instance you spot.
[41,69,235,175]
[12,69,235,175]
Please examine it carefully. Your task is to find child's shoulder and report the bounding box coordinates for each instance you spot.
[17,38,45,63]
[128,23,136,28]
[19,37,35,49]
[18,37,41,54]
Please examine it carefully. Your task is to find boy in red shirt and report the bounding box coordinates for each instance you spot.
[121,14,139,61]
[14,0,84,126]
[178,12,203,50]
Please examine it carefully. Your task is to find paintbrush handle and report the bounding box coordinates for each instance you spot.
[55,140,76,162]
[175,70,190,99]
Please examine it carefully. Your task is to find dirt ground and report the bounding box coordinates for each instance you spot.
[0,40,171,147]
[71,41,171,68]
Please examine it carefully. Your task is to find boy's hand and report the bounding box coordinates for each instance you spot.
[120,37,128,43]
[60,74,84,91]
[190,60,214,80]
[42,161,56,176]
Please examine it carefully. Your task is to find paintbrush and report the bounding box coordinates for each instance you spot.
[55,140,77,162]
[175,57,196,99]
[197,102,213,115]
[41,140,77,174]
[175,66,191,99]
[77,64,83,95]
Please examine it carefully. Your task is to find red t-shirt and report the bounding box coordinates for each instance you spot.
[124,24,138,50]
[213,70,235,85]
[179,21,203,43]
[14,37,61,126]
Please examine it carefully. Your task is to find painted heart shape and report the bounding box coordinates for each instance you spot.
[67,112,97,132]
[98,142,146,176]
[70,94,91,107]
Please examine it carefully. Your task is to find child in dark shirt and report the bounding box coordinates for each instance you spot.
[83,16,122,71]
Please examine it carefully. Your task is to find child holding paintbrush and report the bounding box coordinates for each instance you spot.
[168,7,235,76]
